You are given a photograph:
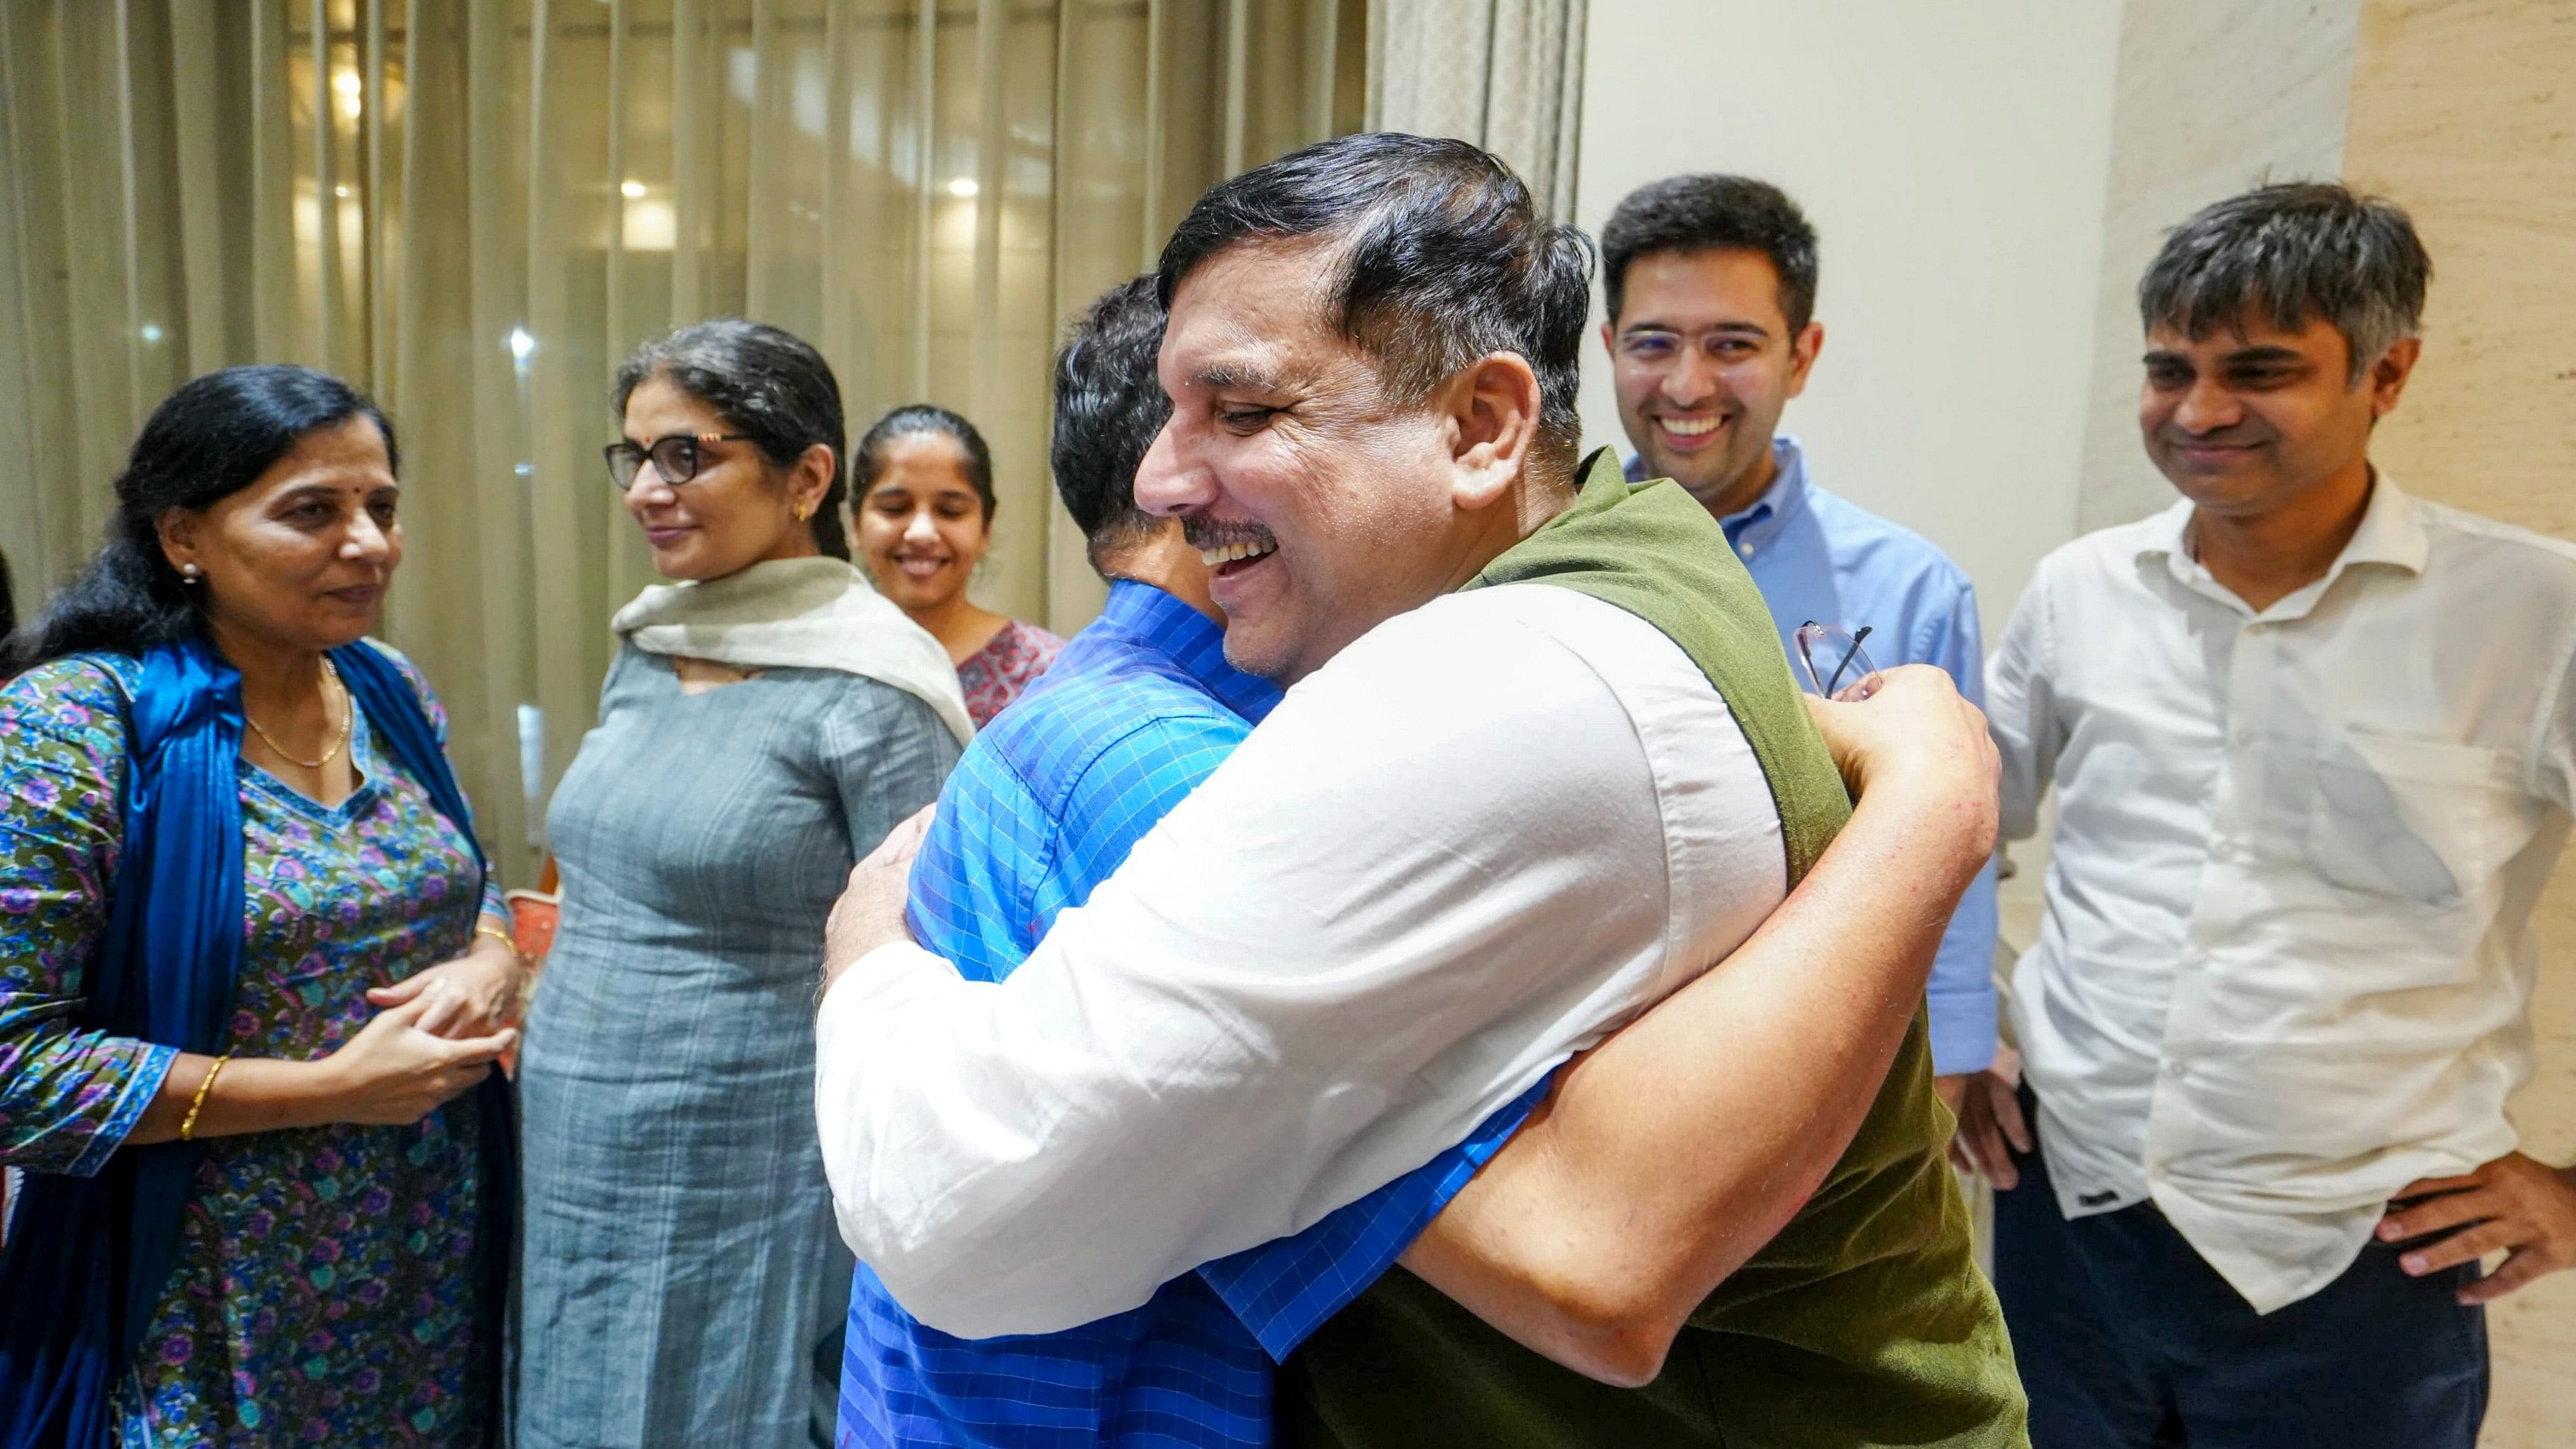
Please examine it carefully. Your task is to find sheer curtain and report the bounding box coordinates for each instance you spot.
[1368,0,1583,219]
[0,0,1363,882]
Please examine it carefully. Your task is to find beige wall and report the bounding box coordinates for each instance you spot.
[2342,1,2576,1441]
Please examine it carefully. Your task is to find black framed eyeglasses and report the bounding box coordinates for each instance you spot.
[603,432,754,491]
[1793,621,1883,701]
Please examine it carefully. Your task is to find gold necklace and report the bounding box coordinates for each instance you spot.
[245,658,349,770]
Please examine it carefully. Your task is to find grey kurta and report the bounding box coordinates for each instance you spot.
[517,647,960,1449]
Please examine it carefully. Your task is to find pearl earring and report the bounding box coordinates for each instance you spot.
[180,563,202,583]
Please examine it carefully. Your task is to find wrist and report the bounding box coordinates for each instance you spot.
[1852,774,1995,882]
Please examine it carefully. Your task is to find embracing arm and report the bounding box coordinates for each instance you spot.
[814,606,1692,1339]
[1399,665,1999,1385]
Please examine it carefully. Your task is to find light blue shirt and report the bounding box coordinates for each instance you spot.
[1630,435,2000,1073]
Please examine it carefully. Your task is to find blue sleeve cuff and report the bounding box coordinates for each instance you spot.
[67,1043,180,1178]
[1926,857,2001,1076]
[1928,987,2000,1076]
[1199,1076,1549,1360]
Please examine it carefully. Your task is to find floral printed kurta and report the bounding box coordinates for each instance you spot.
[954,618,1065,728]
[0,647,504,1448]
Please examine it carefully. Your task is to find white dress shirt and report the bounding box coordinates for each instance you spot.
[816,583,1788,1337]
[1988,475,2576,1313]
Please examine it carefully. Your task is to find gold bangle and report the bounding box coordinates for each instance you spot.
[178,1052,231,1142]
[474,923,522,963]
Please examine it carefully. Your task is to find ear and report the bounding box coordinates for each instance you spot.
[1599,317,1617,361]
[2366,335,2422,420]
[1444,351,1544,513]
[1784,321,1826,400]
[155,508,202,575]
[792,442,838,516]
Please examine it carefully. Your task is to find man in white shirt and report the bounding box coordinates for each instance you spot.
[1976,181,2576,1447]
[817,132,2024,1445]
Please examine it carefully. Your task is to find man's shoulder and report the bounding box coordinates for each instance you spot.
[2412,496,2576,582]
[1800,484,1974,599]
[965,651,1249,828]
[2022,506,2183,594]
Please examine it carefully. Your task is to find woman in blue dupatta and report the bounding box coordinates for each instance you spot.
[0,367,520,1448]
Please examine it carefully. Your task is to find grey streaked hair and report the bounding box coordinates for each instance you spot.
[2138,182,2432,385]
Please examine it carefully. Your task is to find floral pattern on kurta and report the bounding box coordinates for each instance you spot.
[954,617,1066,728]
[0,646,505,1448]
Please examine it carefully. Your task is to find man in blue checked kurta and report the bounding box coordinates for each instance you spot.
[836,277,1543,1448]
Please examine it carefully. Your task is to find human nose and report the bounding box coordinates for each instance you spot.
[1131,424,1209,519]
[2172,375,2244,435]
[343,510,393,565]
[1660,344,1720,407]
[901,507,939,543]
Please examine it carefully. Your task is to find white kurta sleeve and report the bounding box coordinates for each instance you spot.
[814,587,1774,1338]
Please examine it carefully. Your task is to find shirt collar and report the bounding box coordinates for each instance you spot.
[2138,469,2428,617]
[1623,434,1812,559]
[1093,577,1285,723]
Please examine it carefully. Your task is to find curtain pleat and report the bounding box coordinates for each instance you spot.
[0,0,1359,882]
[1367,0,1581,219]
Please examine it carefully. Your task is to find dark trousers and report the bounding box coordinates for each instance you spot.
[1991,1089,2488,1448]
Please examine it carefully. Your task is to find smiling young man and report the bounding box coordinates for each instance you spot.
[1977,183,2576,1447]
[1599,176,2005,1104]
[814,133,2024,1447]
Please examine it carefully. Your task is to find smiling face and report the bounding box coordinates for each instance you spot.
[1605,247,1822,517]
[619,373,824,581]
[2138,313,2411,520]
[856,432,993,614]
[156,416,401,655]
[1134,240,1523,685]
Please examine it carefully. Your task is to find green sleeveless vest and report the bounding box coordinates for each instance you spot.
[1277,450,2027,1449]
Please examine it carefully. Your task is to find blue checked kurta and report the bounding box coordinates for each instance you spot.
[837,581,1541,1449]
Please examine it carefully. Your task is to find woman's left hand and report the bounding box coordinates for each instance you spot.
[367,937,526,1039]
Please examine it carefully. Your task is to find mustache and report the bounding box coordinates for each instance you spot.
[1182,518,1278,554]
[2158,424,2273,448]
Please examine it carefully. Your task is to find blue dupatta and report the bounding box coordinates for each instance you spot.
[0,635,515,1449]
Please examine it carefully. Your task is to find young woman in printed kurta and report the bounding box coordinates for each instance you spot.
[854,404,1066,726]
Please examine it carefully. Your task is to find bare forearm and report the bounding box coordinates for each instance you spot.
[1404,773,1989,1383]
[126,1052,345,1144]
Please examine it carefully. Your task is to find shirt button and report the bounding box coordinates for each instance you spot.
[1738,542,1756,559]
[2231,726,2255,747]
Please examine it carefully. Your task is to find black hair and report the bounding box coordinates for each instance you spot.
[1156,131,1595,479]
[1599,174,1820,333]
[0,547,15,646]
[4,365,395,675]
[2139,182,2430,384]
[1052,276,1170,575]
[613,319,850,558]
[856,404,998,524]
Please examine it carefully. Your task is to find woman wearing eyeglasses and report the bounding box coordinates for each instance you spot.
[854,405,1066,726]
[515,321,968,1449]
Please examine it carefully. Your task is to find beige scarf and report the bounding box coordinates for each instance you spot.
[610,556,973,744]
